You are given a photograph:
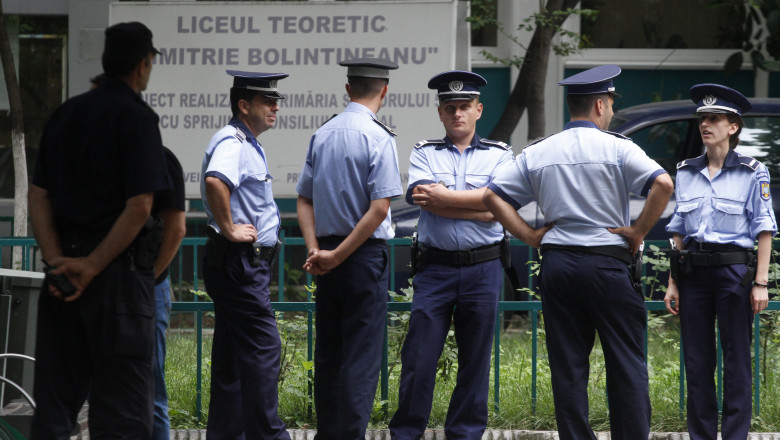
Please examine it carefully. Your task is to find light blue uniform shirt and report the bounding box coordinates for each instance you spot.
[296,102,403,240]
[408,135,513,251]
[201,117,280,247]
[666,150,777,247]
[489,121,666,247]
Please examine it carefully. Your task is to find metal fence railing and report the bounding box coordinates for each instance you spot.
[2,236,779,423]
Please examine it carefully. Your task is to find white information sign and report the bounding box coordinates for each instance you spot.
[110,1,459,199]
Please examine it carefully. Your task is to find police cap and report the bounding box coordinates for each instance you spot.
[558,64,621,96]
[338,58,399,79]
[428,70,487,101]
[690,83,751,116]
[227,70,289,100]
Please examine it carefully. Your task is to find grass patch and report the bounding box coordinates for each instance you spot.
[165,309,780,432]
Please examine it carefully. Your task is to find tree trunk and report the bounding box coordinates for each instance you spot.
[0,2,28,269]
[489,0,582,143]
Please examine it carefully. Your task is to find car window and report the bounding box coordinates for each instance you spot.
[627,120,690,176]
[736,116,780,179]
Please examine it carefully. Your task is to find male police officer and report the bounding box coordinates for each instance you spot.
[484,65,674,440]
[389,71,545,440]
[28,22,169,439]
[201,71,290,440]
[296,58,402,440]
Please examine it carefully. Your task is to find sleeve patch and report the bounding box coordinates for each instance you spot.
[761,181,771,200]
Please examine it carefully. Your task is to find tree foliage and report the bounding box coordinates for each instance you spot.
[714,0,780,75]
[468,0,597,142]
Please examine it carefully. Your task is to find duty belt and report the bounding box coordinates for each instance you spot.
[230,242,278,262]
[422,242,501,266]
[688,250,752,266]
[318,235,387,245]
[205,227,280,267]
[540,244,632,265]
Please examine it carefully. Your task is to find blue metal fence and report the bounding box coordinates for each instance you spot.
[1,236,778,423]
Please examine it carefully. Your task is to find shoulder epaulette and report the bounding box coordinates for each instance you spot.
[373,118,397,136]
[321,114,338,128]
[525,134,553,148]
[414,139,446,149]
[604,130,631,141]
[480,138,511,150]
[676,160,689,170]
[233,127,246,143]
[738,156,760,171]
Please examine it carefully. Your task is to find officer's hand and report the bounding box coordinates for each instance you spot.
[412,183,449,209]
[751,285,769,315]
[305,250,341,274]
[526,223,554,248]
[224,224,257,243]
[664,282,679,315]
[303,249,330,275]
[607,226,643,254]
[47,257,96,302]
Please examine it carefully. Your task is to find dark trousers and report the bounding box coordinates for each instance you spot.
[204,253,289,440]
[313,240,389,440]
[679,262,753,440]
[539,249,651,440]
[30,255,156,440]
[389,259,501,440]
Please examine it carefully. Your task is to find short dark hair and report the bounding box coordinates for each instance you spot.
[348,76,388,100]
[567,93,611,118]
[230,87,260,117]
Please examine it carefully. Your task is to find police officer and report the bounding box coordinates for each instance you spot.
[296,58,402,440]
[28,22,169,439]
[664,84,775,440]
[201,71,290,440]
[388,70,534,440]
[484,65,674,440]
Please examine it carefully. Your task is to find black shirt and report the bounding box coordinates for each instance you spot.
[153,147,185,284]
[33,77,169,235]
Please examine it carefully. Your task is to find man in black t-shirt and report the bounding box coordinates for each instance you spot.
[28,22,169,439]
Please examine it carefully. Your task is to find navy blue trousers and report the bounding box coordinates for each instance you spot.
[31,255,155,440]
[204,252,289,440]
[539,249,651,440]
[389,259,501,440]
[679,262,753,440]
[313,240,389,440]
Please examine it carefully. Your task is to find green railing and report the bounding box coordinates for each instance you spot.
[1,236,778,423]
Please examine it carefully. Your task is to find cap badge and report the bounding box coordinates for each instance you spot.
[268,80,277,88]
[449,81,463,92]
[703,94,717,106]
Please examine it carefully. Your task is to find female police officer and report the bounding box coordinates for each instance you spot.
[665,84,776,440]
